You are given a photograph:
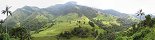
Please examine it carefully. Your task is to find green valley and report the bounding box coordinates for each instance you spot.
[0,1,154,40]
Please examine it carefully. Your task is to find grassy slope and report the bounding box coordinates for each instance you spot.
[32,13,79,37]
[93,14,120,27]
[31,13,105,40]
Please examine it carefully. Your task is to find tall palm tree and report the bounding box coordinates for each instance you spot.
[136,9,145,27]
[1,6,12,33]
[2,6,12,16]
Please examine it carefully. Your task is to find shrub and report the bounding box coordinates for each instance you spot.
[57,26,93,39]
[88,21,95,27]
[0,33,10,40]
[57,31,72,39]
[71,27,90,38]
[10,27,31,40]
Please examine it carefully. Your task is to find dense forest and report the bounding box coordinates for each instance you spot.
[0,1,155,40]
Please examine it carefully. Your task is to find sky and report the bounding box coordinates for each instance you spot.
[0,0,155,19]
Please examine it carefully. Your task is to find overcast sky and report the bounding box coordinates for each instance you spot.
[0,0,155,19]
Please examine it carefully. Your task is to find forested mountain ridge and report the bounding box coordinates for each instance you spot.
[0,1,140,40]
[3,1,138,28]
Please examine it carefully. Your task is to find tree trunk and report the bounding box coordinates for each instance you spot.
[140,16,141,27]
[6,26,7,33]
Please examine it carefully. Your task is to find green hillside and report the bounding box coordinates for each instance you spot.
[116,15,155,40]
[31,13,105,40]
[0,1,141,40]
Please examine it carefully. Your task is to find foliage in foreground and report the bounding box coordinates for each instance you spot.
[116,15,155,40]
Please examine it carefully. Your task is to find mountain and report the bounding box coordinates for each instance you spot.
[2,1,139,40]
[99,9,128,18]
[98,9,139,26]
[44,2,98,18]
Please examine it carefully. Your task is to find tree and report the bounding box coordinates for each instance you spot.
[88,21,95,27]
[0,20,4,24]
[136,9,145,27]
[1,6,12,33]
[1,6,12,16]
[57,31,72,39]
[0,20,5,33]
[10,27,31,40]
[144,15,153,27]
